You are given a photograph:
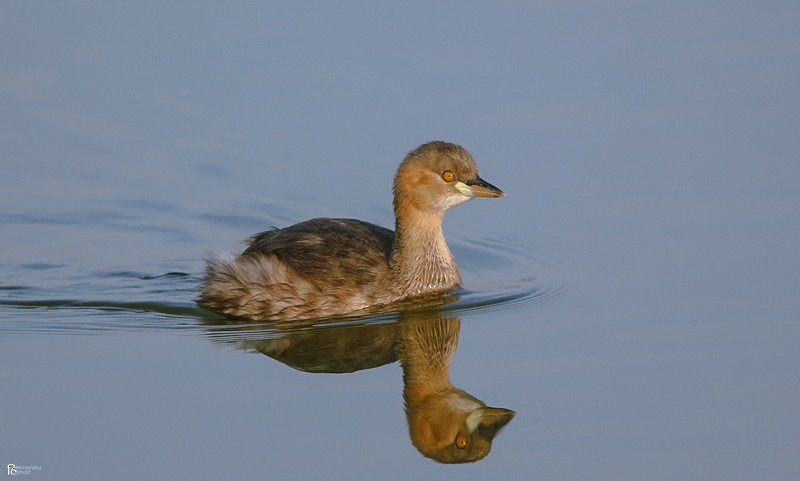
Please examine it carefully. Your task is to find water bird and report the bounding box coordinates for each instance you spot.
[198,141,504,320]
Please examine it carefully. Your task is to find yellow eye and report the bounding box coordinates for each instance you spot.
[441,170,456,182]
[455,433,468,449]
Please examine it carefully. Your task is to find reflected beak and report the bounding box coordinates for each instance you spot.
[466,406,516,434]
[464,176,505,198]
[476,406,516,431]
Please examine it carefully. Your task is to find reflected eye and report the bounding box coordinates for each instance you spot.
[441,170,456,182]
[455,433,468,449]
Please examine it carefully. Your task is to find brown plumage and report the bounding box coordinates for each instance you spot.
[397,316,515,463]
[225,310,515,463]
[198,141,504,320]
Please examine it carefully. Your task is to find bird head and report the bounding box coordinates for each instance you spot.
[393,141,504,216]
[407,388,515,463]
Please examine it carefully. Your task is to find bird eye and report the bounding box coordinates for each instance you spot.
[455,433,468,449]
[441,170,456,182]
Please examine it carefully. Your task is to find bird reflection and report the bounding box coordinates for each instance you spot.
[208,309,514,463]
[396,315,515,463]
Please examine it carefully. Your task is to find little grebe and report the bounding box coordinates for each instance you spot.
[198,141,504,320]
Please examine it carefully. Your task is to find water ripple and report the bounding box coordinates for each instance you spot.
[0,234,575,338]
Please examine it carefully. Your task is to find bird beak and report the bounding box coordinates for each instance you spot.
[466,406,516,434]
[462,176,505,198]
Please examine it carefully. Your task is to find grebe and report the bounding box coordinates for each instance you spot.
[198,141,504,320]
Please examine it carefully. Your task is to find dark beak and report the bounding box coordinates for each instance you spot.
[465,176,505,198]
[476,406,516,434]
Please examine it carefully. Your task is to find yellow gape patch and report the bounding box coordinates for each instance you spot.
[454,181,474,197]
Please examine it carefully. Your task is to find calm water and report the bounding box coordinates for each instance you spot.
[2,2,799,480]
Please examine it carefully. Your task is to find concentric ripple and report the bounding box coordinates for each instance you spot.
[0,235,575,338]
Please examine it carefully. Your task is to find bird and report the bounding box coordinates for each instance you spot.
[198,141,504,321]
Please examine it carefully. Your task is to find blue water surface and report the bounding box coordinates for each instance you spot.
[2,2,799,480]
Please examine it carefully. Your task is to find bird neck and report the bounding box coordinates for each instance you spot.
[390,202,461,297]
[398,318,460,405]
